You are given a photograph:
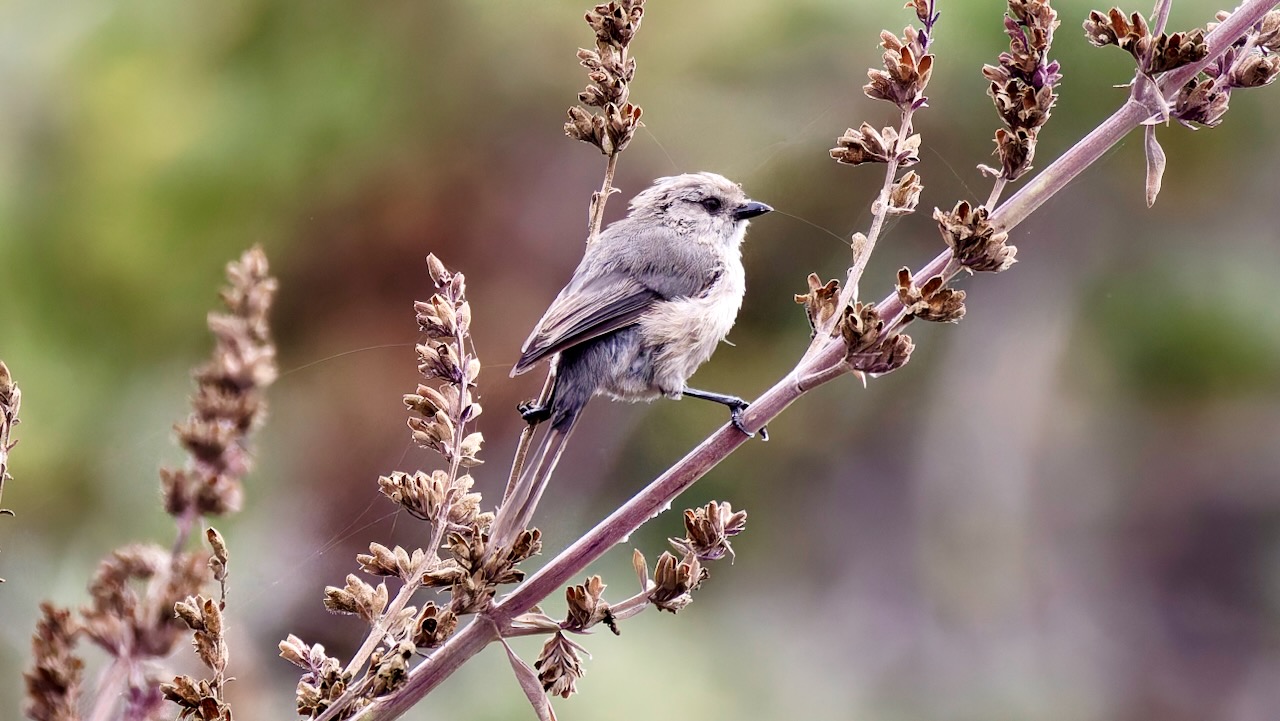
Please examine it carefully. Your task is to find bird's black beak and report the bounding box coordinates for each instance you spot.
[733,200,773,221]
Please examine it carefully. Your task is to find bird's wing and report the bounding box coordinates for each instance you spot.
[511,221,723,377]
[510,270,659,376]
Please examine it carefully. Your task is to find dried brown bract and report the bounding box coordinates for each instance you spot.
[795,274,842,336]
[839,302,885,354]
[1230,50,1280,87]
[536,632,589,699]
[24,603,83,721]
[1173,77,1230,127]
[669,500,747,562]
[896,268,966,323]
[565,1,646,156]
[884,170,924,216]
[981,0,1060,181]
[934,201,1017,273]
[161,676,230,721]
[411,602,458,649]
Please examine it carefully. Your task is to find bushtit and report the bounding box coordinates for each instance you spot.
[491,172,771,546]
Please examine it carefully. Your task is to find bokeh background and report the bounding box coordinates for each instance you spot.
[2,0,1279,719]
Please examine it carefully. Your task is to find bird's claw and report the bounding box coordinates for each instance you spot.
[729,402,768,442]
[517,400,551,426]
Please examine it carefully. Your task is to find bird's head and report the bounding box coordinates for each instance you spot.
[627,172,772,241]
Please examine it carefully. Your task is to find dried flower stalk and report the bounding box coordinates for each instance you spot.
[22,248,277,721]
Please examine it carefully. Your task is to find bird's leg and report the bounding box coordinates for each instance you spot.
[681,387,769,441]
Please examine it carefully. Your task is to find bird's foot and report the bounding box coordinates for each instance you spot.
[727,400,769,442]
[517,400,552,426]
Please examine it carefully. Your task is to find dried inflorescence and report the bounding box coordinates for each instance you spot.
[830,122,921,167]
[411,602,458,649]
[934,200,1018,273]
[1083,8,1208,74]
[669,500,747,562]
[864,26,935,110]
[280,635,354,717]
[377,470,487,528]
[24,603,84,721]
[896,268,966,323]
[163,529,234,721]
[981,0,1062,181]
[885,170,924,216]
[22,250,277,721]
[563,575,612,632]
[849,333,915,375]
[406,257,484,469]
[164,246,278,519]
[1167,9,1280,128]
[838,301,884,353]
[564,0,646,156]
[794,274,842,337]
[439,527,543,614]
[291,255,551,718]
[536,632,589,699]
[80,545,208,659]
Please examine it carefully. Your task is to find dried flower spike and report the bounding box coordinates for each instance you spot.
[164,246,278,520]
[980,0,1061,181]
[24,603,84,721]
[566,1,646,156]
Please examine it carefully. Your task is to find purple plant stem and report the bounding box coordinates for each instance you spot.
[352,1,1279,718]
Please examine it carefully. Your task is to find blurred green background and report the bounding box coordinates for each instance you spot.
[2,0,1279,719]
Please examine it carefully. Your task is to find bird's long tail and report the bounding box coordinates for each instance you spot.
[488,409,581,551]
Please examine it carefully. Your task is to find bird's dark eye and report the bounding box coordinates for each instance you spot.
[699,197,722,213]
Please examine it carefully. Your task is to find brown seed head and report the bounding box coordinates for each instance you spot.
[535,632,589,699]
[896,268,967,323]
[934,201,1017,272]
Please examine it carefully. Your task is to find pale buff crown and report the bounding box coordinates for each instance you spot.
[626,172,750,219]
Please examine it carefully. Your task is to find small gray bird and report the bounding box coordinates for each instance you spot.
[492,172,771,546]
